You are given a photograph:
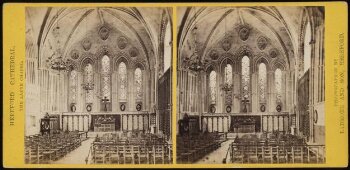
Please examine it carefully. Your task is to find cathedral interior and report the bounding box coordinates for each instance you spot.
[176,6,325,164]
[25,7,173,164]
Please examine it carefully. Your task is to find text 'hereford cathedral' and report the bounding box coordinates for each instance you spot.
[25,7,173,164]
[176,6,325,164]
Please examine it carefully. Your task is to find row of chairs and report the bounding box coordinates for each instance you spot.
[94,133,167,146]
[230,144,325,164]
[176,132,226,163]
[25,131,82,164]
[89,133,172,164]
[91,144,172,164]
[236,133,305,147]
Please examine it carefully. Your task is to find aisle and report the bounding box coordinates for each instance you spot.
[53,138,94,164]
[195,139,234,164]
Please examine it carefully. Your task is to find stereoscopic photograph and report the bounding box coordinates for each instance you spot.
[176,6,325,164]
[25,6,173,164]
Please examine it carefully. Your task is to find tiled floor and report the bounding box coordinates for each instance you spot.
[53,138,94,164]
[195,139,234,164]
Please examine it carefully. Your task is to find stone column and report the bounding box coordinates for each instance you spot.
[233,71,240,113]
[142,70,147,111]
[59,71,67,113]
[111,71,117,112]
[216,71,222,113]
[309,31,317,143]
[94,72,100,112]
[267,71,274,112]
[77,72,83,112]
[281,70,285,111]
[128,67,134,111]
[251,71,258,112]
[286,70,292,113]
[198,71,203,131]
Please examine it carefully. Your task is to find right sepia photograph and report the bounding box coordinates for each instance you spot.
[176,6,325,164]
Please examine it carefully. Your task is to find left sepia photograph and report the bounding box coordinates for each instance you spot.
[25,6,173,164]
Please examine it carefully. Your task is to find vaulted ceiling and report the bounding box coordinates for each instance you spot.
[177,6,322,70]
[26,7,172,70]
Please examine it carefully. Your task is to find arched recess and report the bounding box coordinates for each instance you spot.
[235,45,254,73]
[274,68,283,105]
[68,69,78,104]
[80,58,95,107]
[240,55,252,113]
[159,9,172,75]
[220,58,234,85]
[253,54,270,73]
[205,65,217,112]
[272,61,286,112]
[82,62,94,105]
[100,55,111,100]
[219,58,234,110]
[95,45,114,71]
[209,71,217,104]
[67,64,79,109]
[116,60,128,105]
[258,63,267,111]
[99,55,112,112]
[271,60,286,72]
[298,8,315,78]
[80,57,95,73]
[134,62,146,110]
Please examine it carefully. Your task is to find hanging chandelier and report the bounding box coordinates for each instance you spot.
[220,69,233,93]
[221,83,233,93]
[186,25,206,72]
[188,50,204,72]
[185,8,206,72]
[49,11,68,72]
[50,55,68,71]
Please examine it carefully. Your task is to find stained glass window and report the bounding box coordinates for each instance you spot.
[259,63,267,102]
[101,55,111,100]
[275,68,282,103]
[225,64,233,85]
[135,68,142,100]
[241,56,250,99]
[118,62,127,100]
[69,70,77,103]
[209,71,217,103]
[84,63,93,103]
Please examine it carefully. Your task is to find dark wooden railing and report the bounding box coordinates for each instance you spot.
[201,114,230,133]
[61,112,152,132]
[261,113,290,133]
[199,112,290,133]
[61,113,90,132]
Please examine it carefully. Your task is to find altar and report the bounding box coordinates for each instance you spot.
[94,122,115,131]
[91,115,121,132]
[230,115,261,133]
